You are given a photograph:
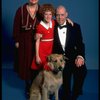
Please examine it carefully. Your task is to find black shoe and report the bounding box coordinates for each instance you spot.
[61,95,71,100]
[25,91,30,99]
[25,87,30,99]
[25,83,30,99]
[71,95,78,100]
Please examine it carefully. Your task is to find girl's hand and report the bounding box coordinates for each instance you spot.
[36,56,42,64]
[67,18,74,26]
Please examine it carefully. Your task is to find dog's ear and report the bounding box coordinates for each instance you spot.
[47,54,56,62]
[47,55,52,62]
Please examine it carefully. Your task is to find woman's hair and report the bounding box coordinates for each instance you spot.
[39,4,55,17]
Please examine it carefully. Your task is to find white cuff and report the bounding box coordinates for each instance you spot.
[77,55,84,61]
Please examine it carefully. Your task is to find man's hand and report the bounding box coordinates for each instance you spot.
[75,57,84,67]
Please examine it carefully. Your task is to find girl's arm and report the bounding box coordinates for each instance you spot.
[35,34,42,64]
[67,18,74,26]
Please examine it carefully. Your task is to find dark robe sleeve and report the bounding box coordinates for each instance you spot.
[13,7,21,42]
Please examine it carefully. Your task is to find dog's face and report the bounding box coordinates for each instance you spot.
[47,54,65,73]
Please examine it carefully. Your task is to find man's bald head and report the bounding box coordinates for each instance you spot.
[56,5,68,25]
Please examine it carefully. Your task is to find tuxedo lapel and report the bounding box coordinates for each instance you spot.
[54,23,72,52]
[54,27,64,51]
[65,25,70,50]
[55,28,62,45]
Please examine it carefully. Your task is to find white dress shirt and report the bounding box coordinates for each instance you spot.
[58,21,84,61]
[58,21,67,51]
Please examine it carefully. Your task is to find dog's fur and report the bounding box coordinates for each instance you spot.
[29,54,65,100]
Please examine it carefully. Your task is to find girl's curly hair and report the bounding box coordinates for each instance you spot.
[39,4,55,17]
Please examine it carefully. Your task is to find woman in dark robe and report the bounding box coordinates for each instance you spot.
[13,0,41,97]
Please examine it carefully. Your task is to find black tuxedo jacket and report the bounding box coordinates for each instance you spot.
[53,22,85,61]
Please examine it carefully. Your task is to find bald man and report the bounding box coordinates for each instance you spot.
[53,5,87,100]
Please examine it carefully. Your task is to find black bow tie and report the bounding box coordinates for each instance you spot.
[58,25,67,29]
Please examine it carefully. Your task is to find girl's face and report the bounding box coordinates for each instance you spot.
[29,0,39,5]
[43,11,53,23]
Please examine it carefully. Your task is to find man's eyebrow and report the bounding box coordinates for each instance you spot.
[56,14,64,15]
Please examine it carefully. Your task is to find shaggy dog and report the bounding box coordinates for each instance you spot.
[29,54,66,100]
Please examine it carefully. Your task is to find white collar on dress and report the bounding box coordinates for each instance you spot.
[40,20,52,29]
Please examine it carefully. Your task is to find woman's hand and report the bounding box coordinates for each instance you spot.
[15,42,19,48]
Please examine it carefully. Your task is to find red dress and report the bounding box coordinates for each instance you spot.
[31,20,55,70]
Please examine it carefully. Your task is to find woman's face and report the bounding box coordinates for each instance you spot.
[29,0,39,5]
[44,11,53,23]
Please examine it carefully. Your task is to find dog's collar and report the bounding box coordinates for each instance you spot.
[44,64,52,71]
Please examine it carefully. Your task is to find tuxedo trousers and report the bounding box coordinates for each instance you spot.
[62,60,87,100]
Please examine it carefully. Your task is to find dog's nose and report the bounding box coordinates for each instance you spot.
[58,67,62,71]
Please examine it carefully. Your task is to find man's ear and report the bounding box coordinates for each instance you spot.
[66,12,68,17]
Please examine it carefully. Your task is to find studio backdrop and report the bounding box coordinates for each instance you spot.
[2,0,99,69]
